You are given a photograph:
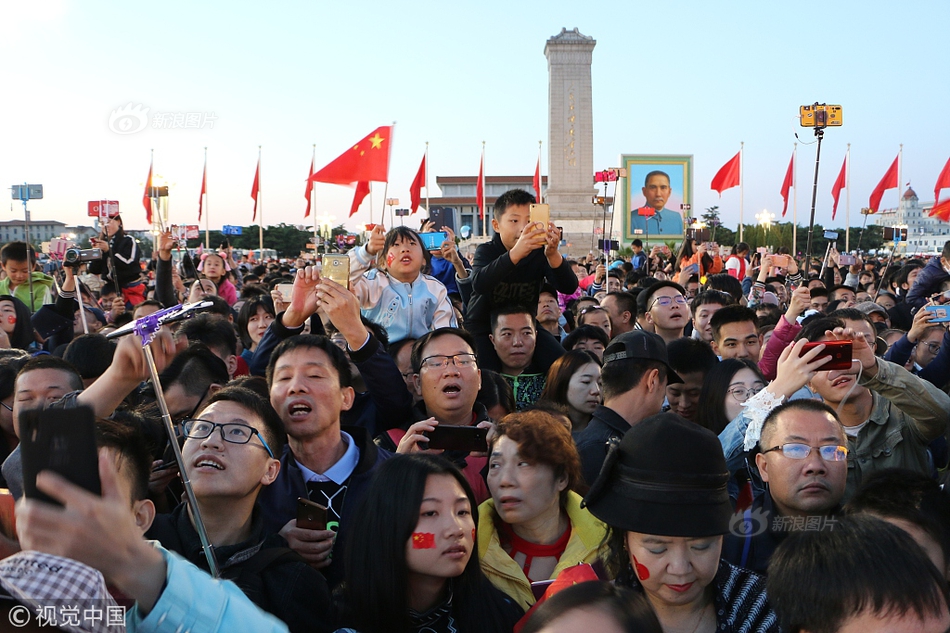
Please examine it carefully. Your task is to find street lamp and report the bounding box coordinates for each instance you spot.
[318,213,334,253]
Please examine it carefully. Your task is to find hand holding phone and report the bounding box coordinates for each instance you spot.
[21,406,101,506]
[801,340,853,370]
[297,498,328,531]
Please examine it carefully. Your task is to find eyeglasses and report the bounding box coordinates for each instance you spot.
[420,353,477,370]
[918,342,942,355]
[0,401,10,412]
[727,386,763,402]
[762,443,849,462]
[182,419,275,458]
[650,295,688,309]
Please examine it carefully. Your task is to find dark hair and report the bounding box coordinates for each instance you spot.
[758,399,843,450]
[492,410,583,506]
[95,417,152,503]
[0,355,30,401]
[521,581,662,633]
[830,284,857,299]
[0,241,35,266]
[377,226,432,273]
[0,295,34,350]
[795,316,845,343]
[809,287,829,299]
[477,369,515,419]
[63,334,116,380]
[689,290,734,316]
[159,343,230,396]
[226,374,271,401]
[236,294,275,350]
[177,314,237,357]
[603,291,638,320]
[696,358,764,434]
[492,189,536,221]
[846,468,950,567]
[340,455,513,633]
[641,281,685,310]
[266,334,352,388]
[411,327,477,374]
[17,356,83,393]
[895,262,924,290]
[942,240,950,261]
[540,349,601,407]
[199,294,233,319]
[666,338,718,377]
[203,385,286,457]
[489,304,535,334]
[632,239,643,248]
[133,299,165,314]
[710,305,759,343]
[643,170,669,188]
[601,358,667,402]
[562,324,609,353]
[827,307,875,332]
[386,337,416,365]
[731,242,750,256]
[767,515,949,633]
[703,273,744,303]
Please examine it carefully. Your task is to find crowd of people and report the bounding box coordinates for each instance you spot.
[0,191,948,633]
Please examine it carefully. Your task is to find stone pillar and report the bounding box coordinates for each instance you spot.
[544,28,598,258]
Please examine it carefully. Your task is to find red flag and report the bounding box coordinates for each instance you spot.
[476,152,485,219]
[637,206,656,217]
[929,197,950,222]
[311,126,393,185]
[780,151,794,217]
[868,154,899,213]
[711,152,740,196]
[304,155,314,218]
[198,159,207,222]
[251,155,261,222]
[935,156,950,206]
[831,153,847,221]
[350,181,370,218]
[409,154,426,214]
[142,158,153,224]
[533,156,541,201]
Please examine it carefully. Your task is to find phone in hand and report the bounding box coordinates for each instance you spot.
[923,305,950,323]
[20,406,101,507]
[424,425,489,453]
[801,340,853,371]
[419,232,447,251]
[839,254,856,266]
[296,497,328,530]
[429,207,457,233]
[276,283,295,303]
[684,263,700,275]
[529,203,550,227]
[322,254,350,289]
[772,255,791,268]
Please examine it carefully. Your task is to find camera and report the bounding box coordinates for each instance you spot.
[63,247,102,267]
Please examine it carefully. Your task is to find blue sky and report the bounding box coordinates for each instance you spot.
[1,0,947,236]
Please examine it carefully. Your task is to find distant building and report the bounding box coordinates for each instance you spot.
[0,219,68,245]
[873,187,950,255]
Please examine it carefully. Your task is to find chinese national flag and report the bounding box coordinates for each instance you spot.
[409,153,426,214]
[142,158,153,224]
[868,154,899,214]
[831,153,847,221]
[711,152,740,196]
[533,156,541,201]
[350,181,370,218]
[251,156,261,222]
[310,126,393,185]
[304,155,314,218]
[929,198,950,222]
[935,156,950,206]
[780,151,794,217]
[198,159,207,222]
[476,153,485,219]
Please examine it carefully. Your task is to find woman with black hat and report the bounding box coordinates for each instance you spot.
[583,412,778,633]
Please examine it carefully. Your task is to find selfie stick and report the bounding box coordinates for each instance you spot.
[130,305,219,577]
[818,241,833,282]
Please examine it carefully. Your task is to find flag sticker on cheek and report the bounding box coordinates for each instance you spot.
[386,251,396,268]
[633,556,650,581]
[412,533,436,549]
[6,316,14,325]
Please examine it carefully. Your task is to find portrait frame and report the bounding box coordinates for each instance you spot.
[621,154,693,243]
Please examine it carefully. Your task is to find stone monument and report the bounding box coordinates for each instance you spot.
[544,28,598,257]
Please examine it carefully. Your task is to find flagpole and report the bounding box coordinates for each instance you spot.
[482,141,487,238]
[845,143,851,252]
[203,147,209,249]
[898,144,903,227]
[425,142,430,216]
[258,146,263,258]
[311,144,318,256]
[739,142,744,243]
[538,140,543,204]
[792,143,798,256]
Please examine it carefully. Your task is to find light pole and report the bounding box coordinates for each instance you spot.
[756,210,775,248]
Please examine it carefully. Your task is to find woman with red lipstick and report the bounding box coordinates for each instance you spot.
[584,413,778,633]
[335,455,522,633]
[479,410,607,609]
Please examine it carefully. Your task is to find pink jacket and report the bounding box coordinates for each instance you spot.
[758,315,802,380]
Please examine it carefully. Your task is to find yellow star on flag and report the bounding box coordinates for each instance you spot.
[369,133,385,149]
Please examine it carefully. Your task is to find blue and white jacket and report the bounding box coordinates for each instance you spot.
[348,245,457,343]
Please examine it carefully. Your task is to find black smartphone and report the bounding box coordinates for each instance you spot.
[430,207,457,233]
[297,497,328,530]
[20,406,101,506]
[424,426,488,453]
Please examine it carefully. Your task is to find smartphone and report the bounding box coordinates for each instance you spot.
[923,305,950,323]
[801,340,853,371]
[20,406,101,506]
[823,230,839,240]
[772,255,790,268]
[684,263,700,275]
[757,247,769,255]
[151,459,180,472]
[529,203,550,227]
[296,497,328,531]
[419,231,447,251]
[557,226,564,241]
[429,207,457,233]
[424,426,488,453]
[839,254,856,265]
[704,242,717,250]
[276,283,295,303]
[322,254,350,289]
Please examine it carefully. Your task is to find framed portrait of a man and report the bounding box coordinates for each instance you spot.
[621,154,693,242]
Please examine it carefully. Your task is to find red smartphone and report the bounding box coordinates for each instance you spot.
[297,497,328,530]
[801,340,853,370]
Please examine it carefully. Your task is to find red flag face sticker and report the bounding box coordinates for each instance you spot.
[633,555,650,580]
[412,532,436,549]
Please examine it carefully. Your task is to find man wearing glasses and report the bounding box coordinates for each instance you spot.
[722,399,848,574]
[147,386,333,631]
[641,281,689,344]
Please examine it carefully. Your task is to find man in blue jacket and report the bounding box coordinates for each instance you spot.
[906,240,950,309]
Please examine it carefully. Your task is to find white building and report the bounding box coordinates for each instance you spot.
[0,219,68,245]
[873,187,950,256]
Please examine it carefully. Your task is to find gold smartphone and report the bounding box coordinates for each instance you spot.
[529,203,550,227]
[322,254,350,289]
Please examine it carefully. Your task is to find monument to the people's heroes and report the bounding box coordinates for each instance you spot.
[544,28,599,258]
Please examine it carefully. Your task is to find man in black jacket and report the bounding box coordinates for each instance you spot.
[90,212,145,307]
